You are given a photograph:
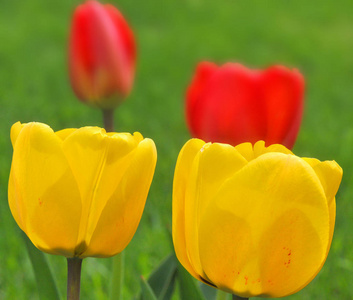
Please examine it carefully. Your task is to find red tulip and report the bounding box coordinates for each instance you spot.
[69,0,136,108]
[186,62,304,149]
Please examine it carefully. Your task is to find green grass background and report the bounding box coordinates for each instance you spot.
[0,0,352,299]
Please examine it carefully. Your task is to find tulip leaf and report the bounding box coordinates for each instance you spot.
[140,276,158,300]
[177,262,205,300]
[22,232,61,300]
[144,253,177,300]
[200,282,217,300]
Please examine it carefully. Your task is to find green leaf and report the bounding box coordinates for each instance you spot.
[140,276,158,300]
[147,254,177,300]
[177,262,205,300]
[200,282,217,300]
[22,233,61,300]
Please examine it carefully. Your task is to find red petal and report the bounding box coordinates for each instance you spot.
[196,63,266,145]
[261,66,304,149]
[105,4,136,95]
[68,0,135,102]
[186,62,218,137]
[69,3,95,100]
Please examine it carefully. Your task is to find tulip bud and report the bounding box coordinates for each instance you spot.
[186,62,304,149]
[9,122,156,258]
[173,139,342,298]
[69,0,136,108]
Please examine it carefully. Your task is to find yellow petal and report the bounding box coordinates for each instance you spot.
[302,158,342,207]
[302,158,342,255]
[133,131,144,143]
[82,138,157,257]
[234,142,254,161]
[265,143,293,155]
[327,198,336,253]
[253,140,293,158]
[172,138,206,280]
[8,168,25,232]
[198,152,329,297]
[8,122,81,256]
[55,128,77,140]
[62,127,140,254]
[235,141,293,162]
[184,142,248,280]
[10,121,26,147]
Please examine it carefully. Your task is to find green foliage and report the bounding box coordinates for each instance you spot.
[140,277,158,300]
[22,233,61,300]
[177,262,205,300]
[0,0,352,299]
[201,283,218,300]
[142,254,177,300]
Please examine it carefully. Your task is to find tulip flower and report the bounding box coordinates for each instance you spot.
[8,122,156,258]
[69,0,136,109]
[173,139,342,298]
[186,62,304,149]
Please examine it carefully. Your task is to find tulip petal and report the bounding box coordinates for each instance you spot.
[173,138,206,280]
[261,66,304,149]
[69,0,135,105]
[234,141,293,163]
[198,152,329,297]
[254,140,293,157]
[55,128,77,140]
[327,198,336,252]
[105,3,136,93]
[8,123,81,256]
[197,64,266,145]
[62,127,140,254]
[184,143,248,280]
[82,138,157,257]
[8,171,25,231]
[10,121,26,146]
[186,62,218,138]
[302,158,342,254]
[302,158,342,206]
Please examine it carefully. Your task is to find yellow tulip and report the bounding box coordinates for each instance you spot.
[172,139,342,298]
[9,122,157,258]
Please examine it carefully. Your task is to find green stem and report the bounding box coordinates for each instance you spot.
[109,251,125,300]
[102,97,124,300]
[102,108,115,132]
[67,258,83,300]
[232,294,249,300]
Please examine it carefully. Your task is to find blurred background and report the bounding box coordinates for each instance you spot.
[0,0,352,299]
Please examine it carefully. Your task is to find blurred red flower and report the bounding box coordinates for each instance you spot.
[69,0,136,108]
[186,62,304,149]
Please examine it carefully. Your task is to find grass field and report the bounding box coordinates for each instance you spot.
[0,0,353,299]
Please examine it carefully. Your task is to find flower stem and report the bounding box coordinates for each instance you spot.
[232,295,249,300]
[109,251,124,300]
[102,108,115,132]
[67,258,83,300]
[102,103,124,300]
